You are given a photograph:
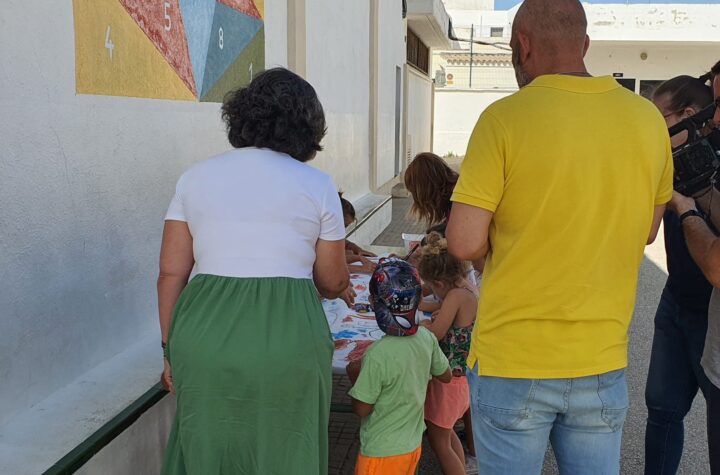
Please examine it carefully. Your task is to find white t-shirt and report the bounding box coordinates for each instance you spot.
[165,148,346,279]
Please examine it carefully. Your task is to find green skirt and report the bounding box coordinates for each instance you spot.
[162,274,333,475]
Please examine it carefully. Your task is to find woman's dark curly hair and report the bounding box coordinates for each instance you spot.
[221,68,326,162]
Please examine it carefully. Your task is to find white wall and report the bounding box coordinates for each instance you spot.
[407,68,435,162]
[375,0,407,187]
[443,0,495,12]
[586,4,720,43]
[433,89,512,157]
[305,0,370,200]
[75,395,175,475]
[0,0,271,426]
[586,42,720,86]
[0,1,408,470]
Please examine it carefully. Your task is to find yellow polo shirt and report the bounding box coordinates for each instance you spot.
[452,75,673,378]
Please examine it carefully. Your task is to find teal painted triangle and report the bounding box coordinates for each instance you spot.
[179,0,216,94]
[201,2,263,97]
[201,27,264,102]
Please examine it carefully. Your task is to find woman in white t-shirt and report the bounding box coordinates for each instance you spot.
[157,68,349,475]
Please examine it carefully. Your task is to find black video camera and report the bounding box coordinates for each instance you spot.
[668,103,720,196]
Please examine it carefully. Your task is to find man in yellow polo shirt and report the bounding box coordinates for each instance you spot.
[446,0,672,473]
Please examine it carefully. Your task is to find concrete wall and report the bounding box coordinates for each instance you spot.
[443,0,495,12]
[432,40,720,157]
[586,42,720,89]
[433,89,511,157]
[374,0,407,187]
[0,0,402,428]
[0,0,245,426]
[76,395,175,475]
[407,68,435,161]
[305,0,371,199]
[586,4,720,43]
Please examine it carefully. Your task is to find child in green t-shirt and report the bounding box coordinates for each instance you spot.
[346,259,451,475]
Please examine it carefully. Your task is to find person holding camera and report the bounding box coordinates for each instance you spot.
[644,73,716,475]
[668,60,720,474]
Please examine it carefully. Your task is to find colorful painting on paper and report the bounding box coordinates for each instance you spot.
[73,0,264,102]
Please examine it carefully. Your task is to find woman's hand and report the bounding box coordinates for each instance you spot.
[360,250,377,257]
[162,358,175,394]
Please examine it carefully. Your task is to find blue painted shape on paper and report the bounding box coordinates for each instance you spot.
[333,331,359,339]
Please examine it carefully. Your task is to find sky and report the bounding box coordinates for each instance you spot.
[496,0,720,9]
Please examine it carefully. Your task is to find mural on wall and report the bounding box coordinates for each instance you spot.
[73,0,265,102]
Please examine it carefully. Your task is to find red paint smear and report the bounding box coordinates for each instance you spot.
[354,284,367,292]
[342,316,353,323]
[218,0,262,19]
[353,313,375,320]
[334,339,350,350]
[348,340,374,362]
[120,0,197,96]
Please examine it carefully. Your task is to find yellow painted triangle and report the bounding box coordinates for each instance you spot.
[74,0,195,101]
[254,0,264,18]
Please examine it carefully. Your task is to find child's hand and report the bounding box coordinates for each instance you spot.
[360,250,377,257]
[352,256,377,274]
[420,319,432,328]
[340,285,357,307]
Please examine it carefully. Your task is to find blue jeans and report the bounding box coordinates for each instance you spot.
[644,288,710,475]
[467,367,628,475]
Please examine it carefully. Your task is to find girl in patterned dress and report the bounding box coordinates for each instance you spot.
[418,232,478,475]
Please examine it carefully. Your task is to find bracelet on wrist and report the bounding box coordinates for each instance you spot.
[679,209,702,224]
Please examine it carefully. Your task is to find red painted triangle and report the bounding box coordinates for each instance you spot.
[218,0,262,20]
[119,0,197,97]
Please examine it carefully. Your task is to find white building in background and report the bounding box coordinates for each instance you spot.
[433,2,720,157]
[0,1,451,473]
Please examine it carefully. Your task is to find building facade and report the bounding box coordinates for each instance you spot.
[432,2,720,157]
[0,1,451,473]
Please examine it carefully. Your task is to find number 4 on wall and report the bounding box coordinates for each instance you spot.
[105,25,114,61]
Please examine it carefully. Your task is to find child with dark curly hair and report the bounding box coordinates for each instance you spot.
[417,232,478,475]
[339,192,376,274]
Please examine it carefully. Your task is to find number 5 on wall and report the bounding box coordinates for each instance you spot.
[164,2,171,31]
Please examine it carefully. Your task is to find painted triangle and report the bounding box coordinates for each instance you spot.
[119,0,197,96]
[252,0,263,19]
[201,27,264,102]
[74,0,195,100]
[201,3,263,97]
[218,0,261,20]
[178,0,216,94]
